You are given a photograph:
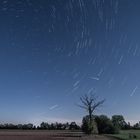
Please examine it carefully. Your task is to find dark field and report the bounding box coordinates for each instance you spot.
[0,130,117,140]
[108,130,140,140]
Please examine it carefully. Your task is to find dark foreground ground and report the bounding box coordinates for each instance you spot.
[0,130,117,140]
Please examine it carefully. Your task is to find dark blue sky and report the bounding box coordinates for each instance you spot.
[0,0,140,125]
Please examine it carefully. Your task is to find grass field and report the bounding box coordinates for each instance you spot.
[2,129,140,140]
[108,130,140,140]
[0,130,117,140]
[0,130,83,140]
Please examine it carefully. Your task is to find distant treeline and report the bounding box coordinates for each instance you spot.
[0,122,80,130]
[0,115,140,132]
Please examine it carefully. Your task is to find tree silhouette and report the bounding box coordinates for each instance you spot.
[112,115,126,129]
[79,93,105,134]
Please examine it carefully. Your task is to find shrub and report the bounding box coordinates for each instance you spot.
[95,115,119,134]
[82,115,98,134]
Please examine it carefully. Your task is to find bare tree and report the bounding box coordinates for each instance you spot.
[79,93,105,130]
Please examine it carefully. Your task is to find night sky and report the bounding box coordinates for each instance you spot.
[0,0,140,125]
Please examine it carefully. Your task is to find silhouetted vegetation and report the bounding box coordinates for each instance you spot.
[95,115,119,134]
[0,122,80,130]
[39,121,80,130]
[0,116,139,135]
[82,114,136,134]
[82,115,98,134]
[112,115,128,130]
[78,93,105,134]
[0,123,36,129]
[133,122,140,130]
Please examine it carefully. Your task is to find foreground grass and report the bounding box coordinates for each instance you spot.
[107,130,140,140]
[0,130,114,140]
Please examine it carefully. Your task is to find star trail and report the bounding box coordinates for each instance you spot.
[0,0,140,125]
